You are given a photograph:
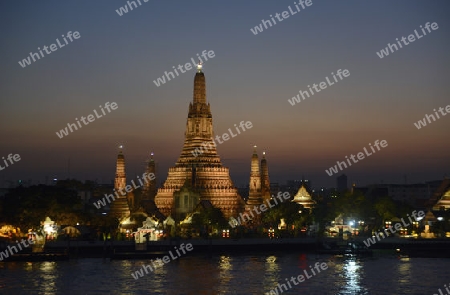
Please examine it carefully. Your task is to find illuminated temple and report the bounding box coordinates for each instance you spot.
[246,147,271,211]
[108,147,132,219]
[107,65,273,224]
[154,64,246,219]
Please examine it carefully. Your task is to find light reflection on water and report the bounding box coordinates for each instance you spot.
[37,262,58,295]
[0,253,448,295]
[338,258,368,295]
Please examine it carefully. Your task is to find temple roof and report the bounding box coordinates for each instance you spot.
[292,183,316,209]
[433,188,450,210]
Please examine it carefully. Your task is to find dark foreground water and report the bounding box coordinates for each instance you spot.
[0,252,448,295]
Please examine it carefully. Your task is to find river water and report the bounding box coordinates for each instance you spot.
[0,252,448,295]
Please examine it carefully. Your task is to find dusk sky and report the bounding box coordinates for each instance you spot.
[1,0,449,189]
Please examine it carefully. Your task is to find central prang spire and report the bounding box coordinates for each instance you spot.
[193,63,206,104]
[186,63,213,141]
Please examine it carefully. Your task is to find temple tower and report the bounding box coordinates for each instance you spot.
[246,146,263,210]
[109,146,131,219]
[114,146,126,191]
[154,64,244,218]
[260,151,271,204]
[141,152,157,202]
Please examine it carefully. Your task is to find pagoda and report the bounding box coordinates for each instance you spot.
[108,146,132,219]
[246,146,263,210]
[140,152,157,202]
[154,64,245,218]
[260,151,271,204]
